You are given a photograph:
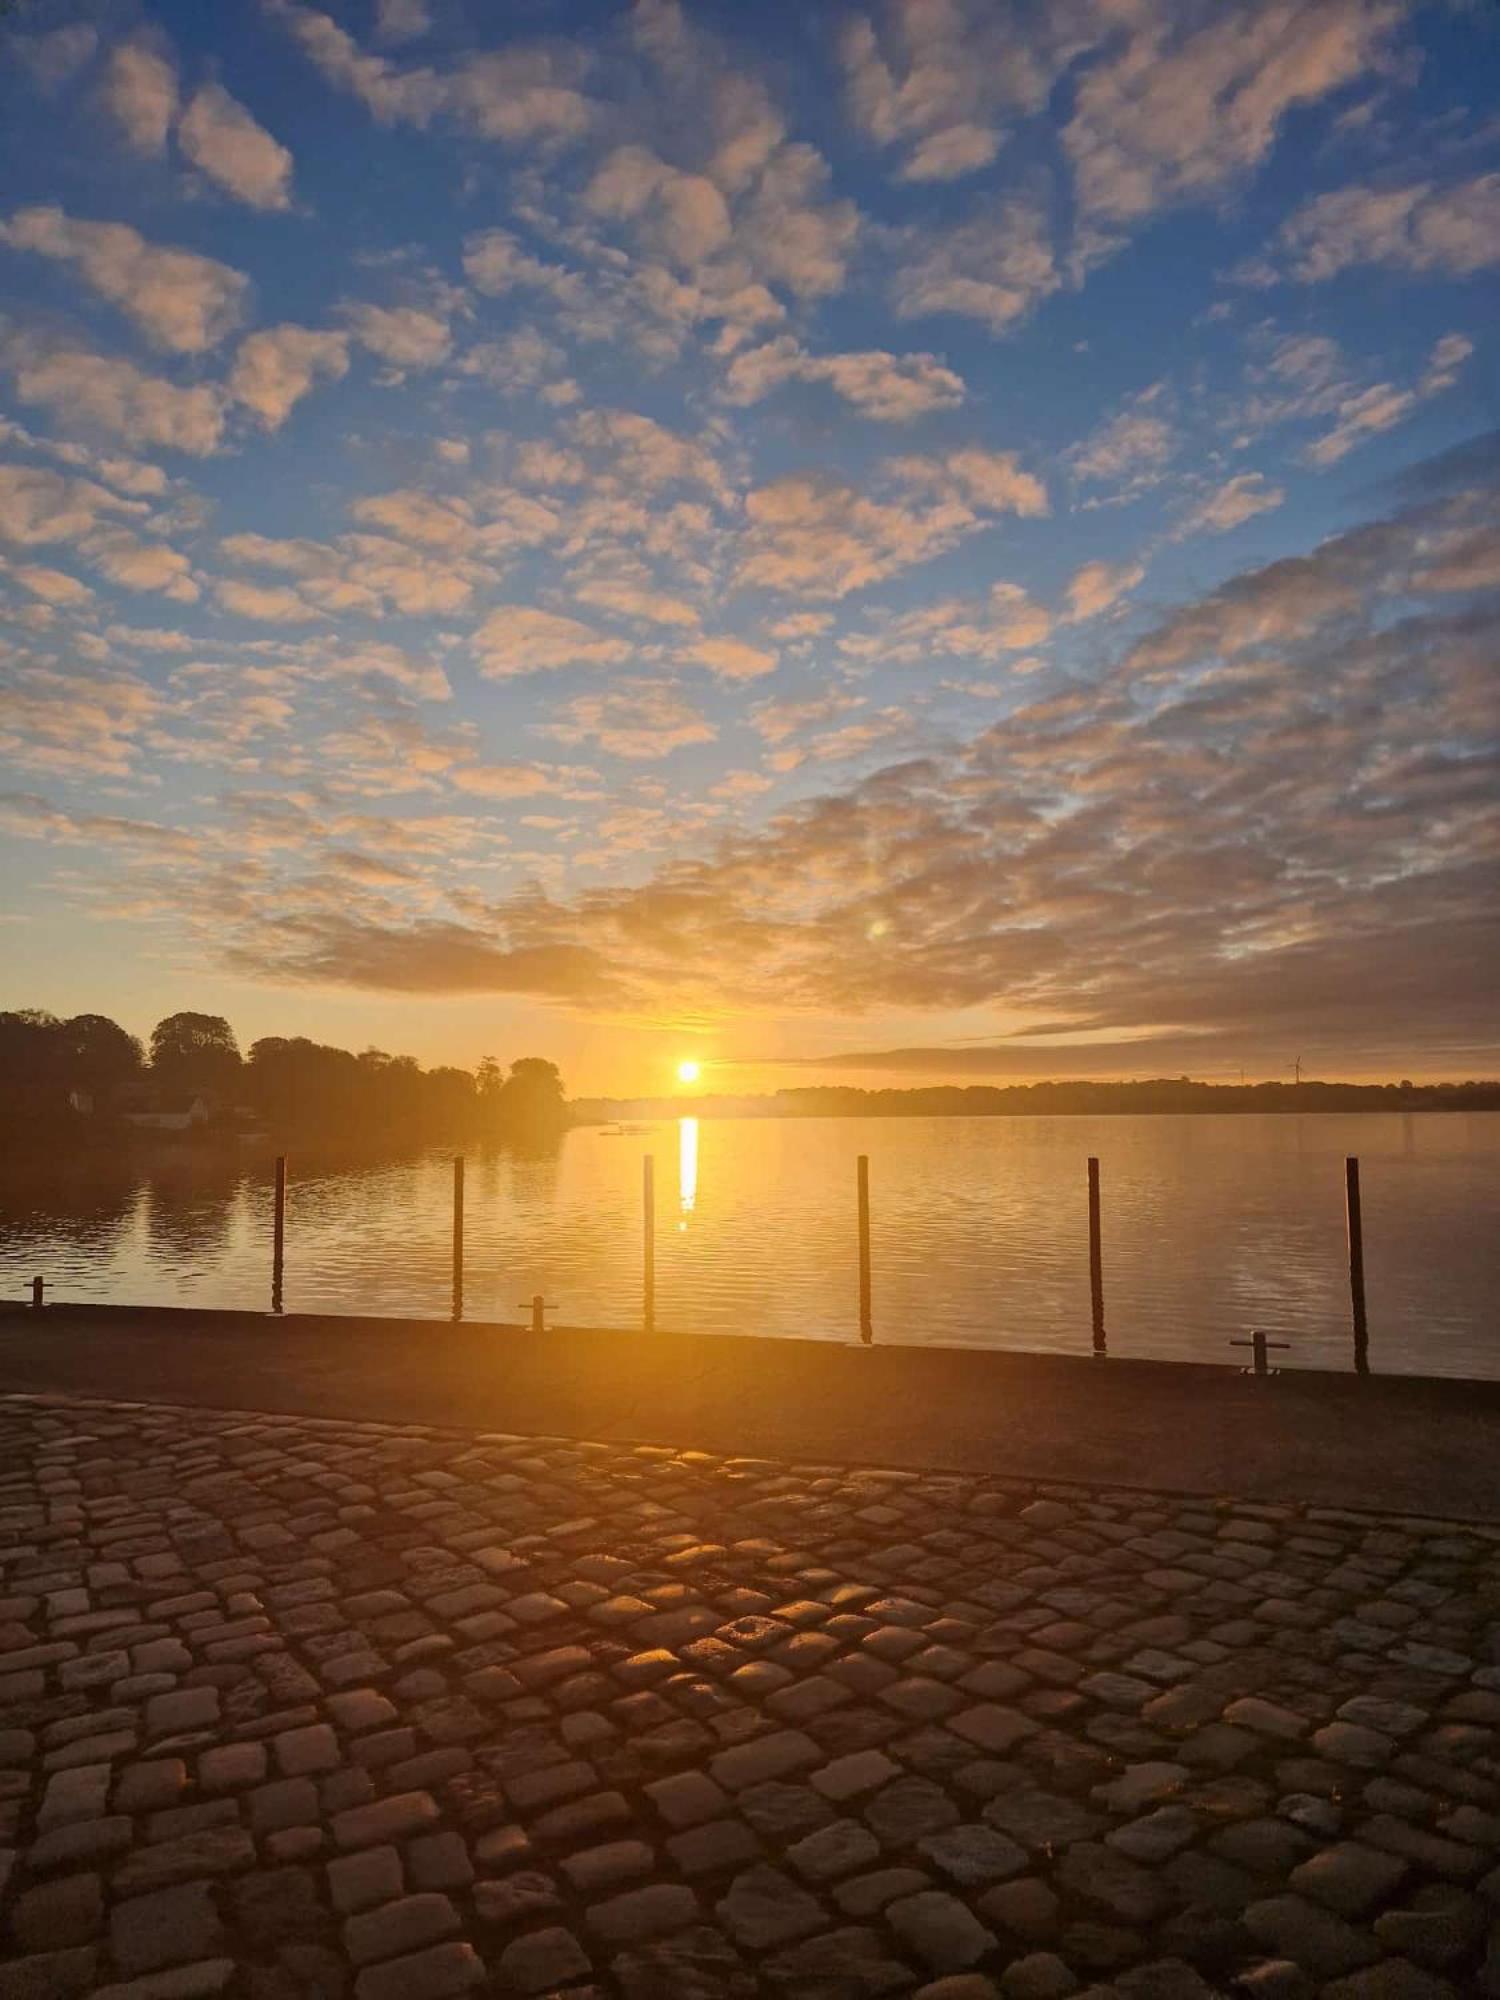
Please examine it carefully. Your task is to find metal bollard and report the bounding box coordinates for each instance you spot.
[517,1295,550,1335]
[1231,1330,1290,1378]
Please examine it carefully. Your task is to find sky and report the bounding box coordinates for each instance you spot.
[1,0,1497,1096]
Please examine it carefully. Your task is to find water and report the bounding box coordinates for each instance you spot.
[3,1114,1496,1377]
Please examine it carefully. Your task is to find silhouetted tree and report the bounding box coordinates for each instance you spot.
[0,1009,66,1121]
[475,1055,503,1116]
[496,1057,566,1142]
[63,1014,143,1096]
[150,1013,242,1097]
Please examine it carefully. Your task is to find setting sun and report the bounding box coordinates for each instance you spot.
[676,1059,702,1085]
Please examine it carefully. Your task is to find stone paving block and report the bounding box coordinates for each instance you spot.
[331,1789,439,1849]
[343,1890,460,1965]
[496,1925,594,1993]
[91,1961,236,1999]
[110,1883,224,1975]
[352,1940,485,2000]
[1290,1839,1409,1917]
[709,1728,819,1791]
[0,1947,99,2000]
[764,1923,915,1993]
[112,1826,256,1894]
[888,1888,998,1971]
[717,1864,826,1948]
[10,1871,104,1952]
[1243,1892,1384,1978]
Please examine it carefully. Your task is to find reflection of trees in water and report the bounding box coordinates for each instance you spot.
[496,1135,563,1209]
[0,1155,141,1261]
[144,1156,244,1267]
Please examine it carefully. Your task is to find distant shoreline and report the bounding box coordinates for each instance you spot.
[574,1078,1500,1122]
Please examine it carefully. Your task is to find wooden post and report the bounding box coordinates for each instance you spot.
[857,1154,872,1344]
[1087,1157,1106,1357]
[271,1155,286,1315]
[643,1155,656,1334]
[531,1294,545,1336]
[31,1276,44,1311]
[1346,1156,1369,1375]
[451,1155,465,1323]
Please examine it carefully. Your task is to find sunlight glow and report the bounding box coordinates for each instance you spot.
[676,1058,701,1084]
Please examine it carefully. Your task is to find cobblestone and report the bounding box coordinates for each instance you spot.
[1,1394,1498,1995]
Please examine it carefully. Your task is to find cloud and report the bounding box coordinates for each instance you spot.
[566,407,733,505]
[574,578,700,628]
[270,3,593,148]
[1065,559,1145,622]
[738,450,1046,601]
[229,325,350,428]
[895,447,1049,517]
[461,228,583,303]
[1064,0,1406,229]
[721,335,965,421]
[0,670,161,780]
[178,83,295,211]
[585,146,734,268]
[374,0,431,44]
[344,303,453,369]
[839,2,1054,184]
[103,39,178,156]
[471,606,629,677]
[1,207,248,354]
[1177,472,1285,537]
[684,636,778,681]
[737,475,968,601]
[450,762,562,800]
[214,578,322,622]
[1265,173,1500,282]
[9,563,92,605]
[85,529,198,601]
[841,582,1053,666]
[890,197,1060,334]
[1068,393,1175,497]
[219,522,485,618]
[13,26,98,91]
[459,328,571,396]
[1305,332,1472,466]
[540,679,717,760]
[0,465,131,546]
[2,337,224,455]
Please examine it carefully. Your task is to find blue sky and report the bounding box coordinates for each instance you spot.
[1,0,1497,1091]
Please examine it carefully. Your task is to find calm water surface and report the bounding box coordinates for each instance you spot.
[3,1114,1496,1377]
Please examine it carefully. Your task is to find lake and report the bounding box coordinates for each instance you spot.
[3,1113,1496,1378]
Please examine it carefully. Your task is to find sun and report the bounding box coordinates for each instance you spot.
[676,1058,701,1084]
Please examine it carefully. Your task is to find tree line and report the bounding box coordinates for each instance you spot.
[0,1008,568,1145]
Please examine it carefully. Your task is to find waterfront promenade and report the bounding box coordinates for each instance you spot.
[3,1306,1500,1518]
[2,1359,1499,1995]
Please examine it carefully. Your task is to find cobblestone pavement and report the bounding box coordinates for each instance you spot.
[2,1397,1499,2000]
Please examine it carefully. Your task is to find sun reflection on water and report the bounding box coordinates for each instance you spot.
[678,1115,698,1228]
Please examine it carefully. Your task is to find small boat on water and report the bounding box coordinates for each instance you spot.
[600,1121,656,1136]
